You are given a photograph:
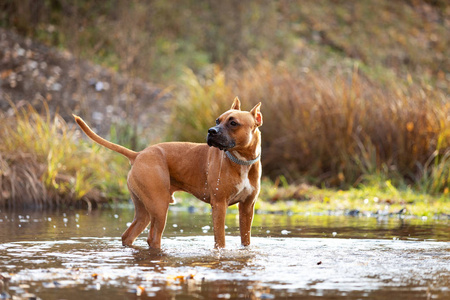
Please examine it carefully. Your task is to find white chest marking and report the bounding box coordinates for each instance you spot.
[235,166,254,197]
[228,151,261,204]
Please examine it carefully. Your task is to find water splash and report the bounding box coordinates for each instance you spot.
[202,162,211,200]
[213,153,224,197]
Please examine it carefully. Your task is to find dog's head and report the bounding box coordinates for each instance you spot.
[207,97,263,151]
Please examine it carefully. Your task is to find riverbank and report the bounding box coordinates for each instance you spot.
[173,180,450,219]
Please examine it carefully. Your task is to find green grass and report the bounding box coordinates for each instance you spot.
[174,177,449,218]
[255,172,449,217]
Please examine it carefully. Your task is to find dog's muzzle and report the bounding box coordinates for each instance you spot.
[207,126,235,151]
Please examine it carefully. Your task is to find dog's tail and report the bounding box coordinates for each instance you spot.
[73,115,138,164]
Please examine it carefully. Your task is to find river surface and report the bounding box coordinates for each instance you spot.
[0,206,449,299]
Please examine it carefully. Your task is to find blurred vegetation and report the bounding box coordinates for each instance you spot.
[1,0,449,208]
[2,0,448,88]
[0,102,129,209]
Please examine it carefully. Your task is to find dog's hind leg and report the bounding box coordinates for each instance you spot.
[122,191,151,246]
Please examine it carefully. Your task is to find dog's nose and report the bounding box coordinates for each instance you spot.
[208,127,219,135]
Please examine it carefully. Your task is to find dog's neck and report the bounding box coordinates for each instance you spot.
[226,151,260,166]
[228,129,261,163]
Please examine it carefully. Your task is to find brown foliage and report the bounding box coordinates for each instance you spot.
[170,61,450,191]
[233,61,449,187]
[0,153,47,209]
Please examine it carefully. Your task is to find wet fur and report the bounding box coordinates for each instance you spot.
[73,98,262,249]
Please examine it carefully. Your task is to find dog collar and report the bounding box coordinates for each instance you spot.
[225,151,260,166]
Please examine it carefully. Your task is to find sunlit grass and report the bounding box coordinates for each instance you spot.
[0,103,129,208]
[256,177,449,217]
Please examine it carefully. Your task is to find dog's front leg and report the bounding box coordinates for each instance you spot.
[238,198,256,246]
[211,201,227,248]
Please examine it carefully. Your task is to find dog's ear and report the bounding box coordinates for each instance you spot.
[250,102,263,127]
[231,97,241,110]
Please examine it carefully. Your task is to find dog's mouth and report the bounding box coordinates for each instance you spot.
[207,136,235,151]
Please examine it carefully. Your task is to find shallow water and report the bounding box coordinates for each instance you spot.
[0,207,449,299]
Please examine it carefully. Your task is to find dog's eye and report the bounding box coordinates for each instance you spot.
[216,119,220,125]
[230,121,238,126]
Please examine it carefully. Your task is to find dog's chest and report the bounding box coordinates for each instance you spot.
[231,166,254,203]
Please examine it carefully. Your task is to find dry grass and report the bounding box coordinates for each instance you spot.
[168,60,450,193]
[0,102,128,209]
[166,68,234,142]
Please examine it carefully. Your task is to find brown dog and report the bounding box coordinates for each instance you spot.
[74,97,262,249]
